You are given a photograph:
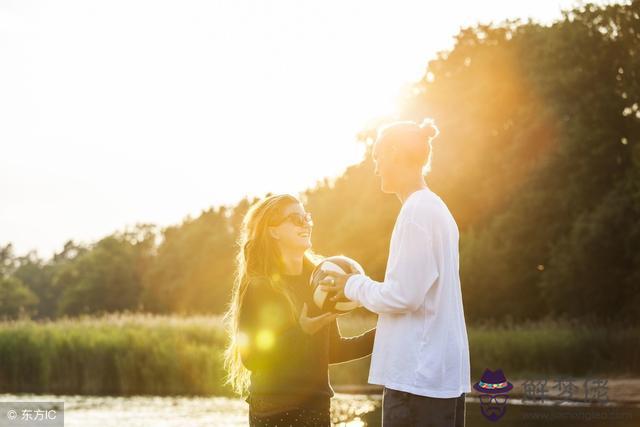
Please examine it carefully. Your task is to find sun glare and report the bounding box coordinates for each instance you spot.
[0,0,599,257]
[256,329,275,351]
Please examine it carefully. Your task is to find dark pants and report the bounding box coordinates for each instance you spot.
[382,387,466,427]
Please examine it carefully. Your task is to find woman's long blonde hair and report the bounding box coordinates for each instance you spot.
[223,194,318,396]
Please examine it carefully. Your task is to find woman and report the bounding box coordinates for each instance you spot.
[224,194,376,426]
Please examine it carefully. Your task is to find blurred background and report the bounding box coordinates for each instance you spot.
[0,1,639,425]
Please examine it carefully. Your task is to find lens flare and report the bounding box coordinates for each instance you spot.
[256,329,275,351]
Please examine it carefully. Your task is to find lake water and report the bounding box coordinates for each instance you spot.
[0,393,638,426]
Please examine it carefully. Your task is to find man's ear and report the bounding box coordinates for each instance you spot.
[268,226,280,240]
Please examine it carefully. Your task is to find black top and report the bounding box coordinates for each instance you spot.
[239,261,376,409]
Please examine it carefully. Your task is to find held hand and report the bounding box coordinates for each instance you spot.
[319,270,353,302]
[299,303,339,335]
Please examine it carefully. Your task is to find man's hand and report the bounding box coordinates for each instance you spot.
[319,270,354,302]
[298,303,338,335]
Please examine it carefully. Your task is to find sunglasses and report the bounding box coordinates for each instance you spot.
[271,212,313,227]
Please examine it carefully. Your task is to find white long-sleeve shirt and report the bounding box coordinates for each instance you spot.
[344,187,471,398]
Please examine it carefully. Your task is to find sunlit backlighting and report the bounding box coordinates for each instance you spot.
[236,331,249,351]
[256,329,275,351]
[0,1,596,257]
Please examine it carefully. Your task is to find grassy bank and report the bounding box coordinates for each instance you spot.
[0,314,228,396]
[0,313,637,396]
[331,316,640,388]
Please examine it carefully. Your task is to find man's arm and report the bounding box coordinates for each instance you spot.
[328,319,376,364]
[344,220,439,314]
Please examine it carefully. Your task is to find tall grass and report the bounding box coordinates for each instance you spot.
[331,315,640,386]
[0,314,228,396]
[0,313,637,396]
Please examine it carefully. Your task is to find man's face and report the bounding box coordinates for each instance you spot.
[372,138,397,194]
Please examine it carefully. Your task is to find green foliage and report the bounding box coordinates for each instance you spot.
[141,207,236,314]
[303,159,399,283]
[0,314,229,395]
[0,2,638,323]
[53,225,155,316]
[0,276,39,320]
[397,1,640,322]
[0,245,39,319]
[0,314,637,395]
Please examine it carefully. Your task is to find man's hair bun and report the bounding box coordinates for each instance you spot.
[419,118,440,140]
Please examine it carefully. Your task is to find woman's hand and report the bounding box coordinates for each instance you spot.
[298,303,339,335]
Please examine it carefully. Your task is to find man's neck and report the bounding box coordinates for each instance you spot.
[396,177,428,204]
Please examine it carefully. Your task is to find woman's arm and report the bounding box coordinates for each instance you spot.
[328,319,376,365]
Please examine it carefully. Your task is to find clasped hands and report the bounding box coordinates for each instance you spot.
[298,270,354,335]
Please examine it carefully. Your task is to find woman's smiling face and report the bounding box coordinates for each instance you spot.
[269,202,313,253]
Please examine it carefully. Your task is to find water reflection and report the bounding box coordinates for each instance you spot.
[0,393,637,426]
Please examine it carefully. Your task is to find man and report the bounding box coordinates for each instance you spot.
[320,119,471,426]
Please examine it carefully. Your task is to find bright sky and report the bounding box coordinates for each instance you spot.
[0,0,610,258]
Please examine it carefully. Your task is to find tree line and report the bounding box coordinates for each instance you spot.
[2,2,638,324]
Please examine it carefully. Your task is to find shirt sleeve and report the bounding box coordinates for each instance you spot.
[344,220,439,314]
[328,319,376,365]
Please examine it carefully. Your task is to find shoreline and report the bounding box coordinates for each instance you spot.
[333,378,640,406]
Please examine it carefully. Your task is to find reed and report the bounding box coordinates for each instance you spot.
[0,313,636,396]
